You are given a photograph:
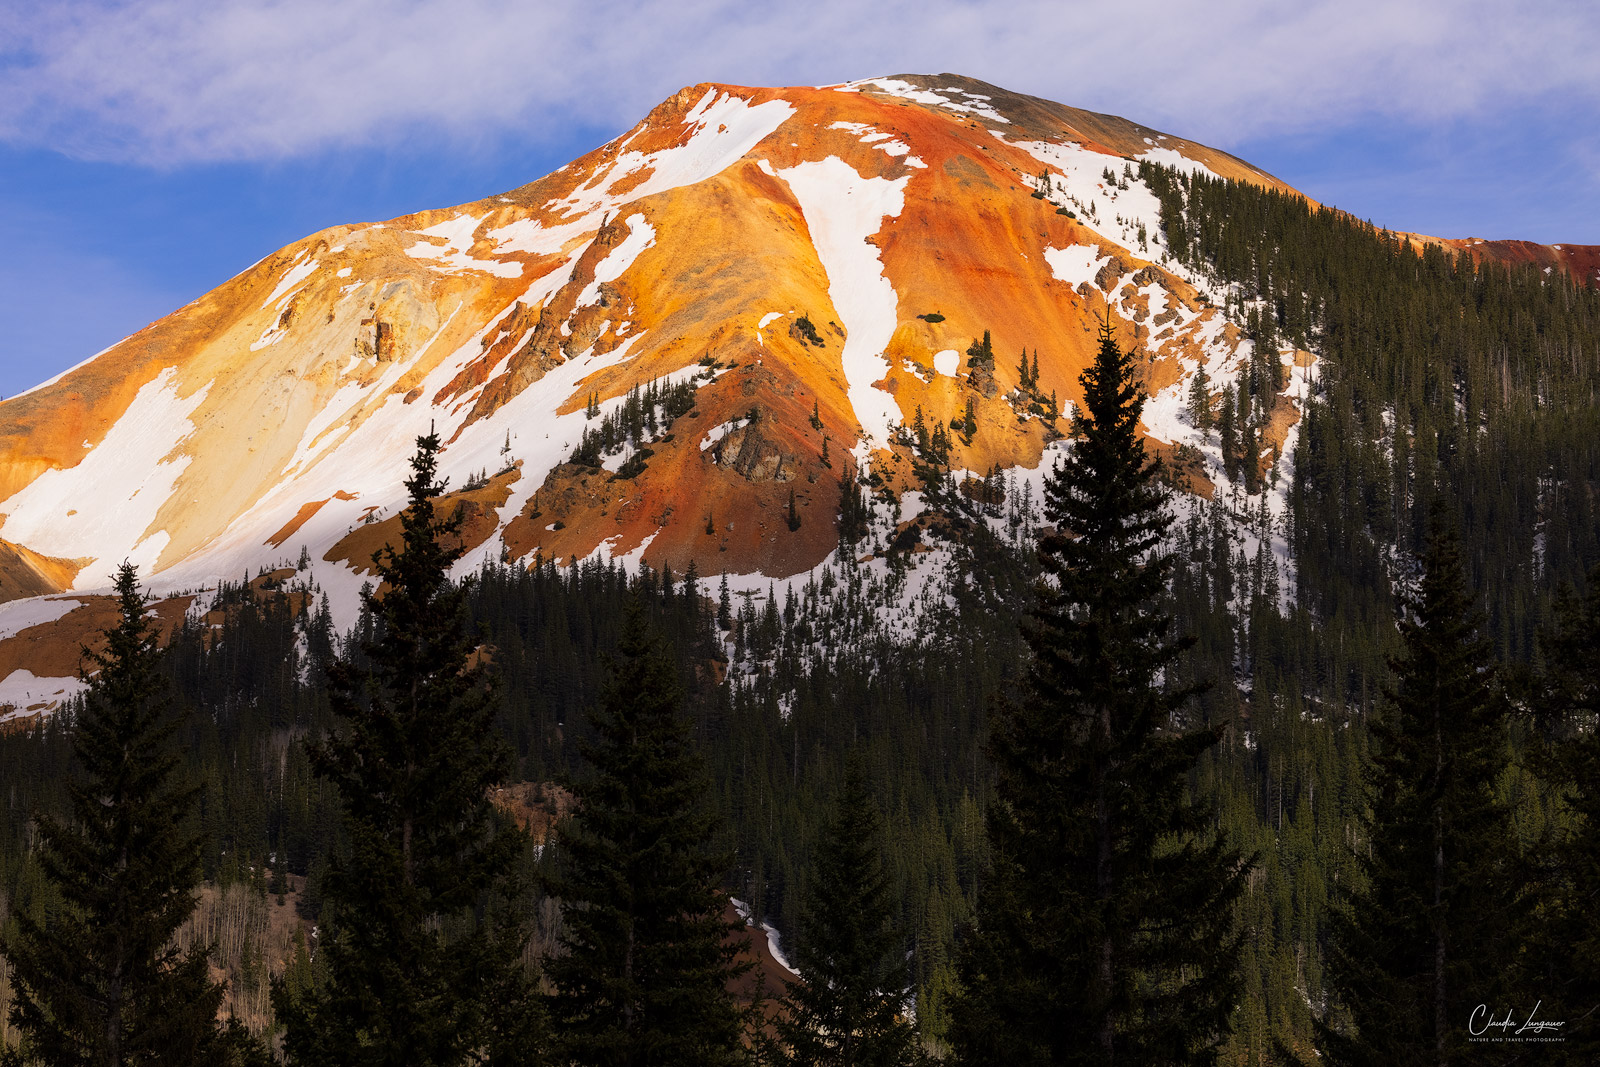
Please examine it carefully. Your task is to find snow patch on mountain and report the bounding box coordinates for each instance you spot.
[1044,245,1110,289]
[576,214,655,309]
[776,157,909,453]
[0,595,84,641]
[262,259,319,309]
[827,121,916,161]
[406,214,523,278]
[0,670,87,721]
[544,90,794,224]
[1137,145,1212,176]
[837,78,1010,124]
[0,368,207,583]
[1000,136,1204,271]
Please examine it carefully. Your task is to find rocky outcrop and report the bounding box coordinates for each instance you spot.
[711,417,797,483]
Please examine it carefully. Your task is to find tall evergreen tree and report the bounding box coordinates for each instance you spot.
[776,758,916,1067]
[1,563,262,1067]
[276,431,542,1067]
[951,318,1245,1067]
[545,597,749,1066]
[1318,506,1521,1066]
[1530,565,1600,1062]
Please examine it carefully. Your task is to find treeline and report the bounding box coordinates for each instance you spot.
[1141,159,1600,665]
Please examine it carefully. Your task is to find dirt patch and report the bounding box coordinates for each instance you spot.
[0,539,89,605]
[0,593,194,694]
[266,490,359,549]
[323,469,518,576]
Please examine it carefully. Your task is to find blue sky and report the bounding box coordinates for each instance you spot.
[2,0,1597,398]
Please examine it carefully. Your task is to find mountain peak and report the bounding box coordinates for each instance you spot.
[0,75,1593,719]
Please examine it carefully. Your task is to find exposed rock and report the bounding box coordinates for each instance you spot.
[712,419,797,483]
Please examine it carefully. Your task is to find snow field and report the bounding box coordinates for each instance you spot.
[262,259,319,310]
[0,368,208,586]
[575,215,655,309]
[0,670,87,721]
[835,79,1011,125]
[0,595,84,640]
[825,121,923,165]
[538,90,794,226]
[1043,244,1109,290]
[775,157,910,457]
[405,214,523,279]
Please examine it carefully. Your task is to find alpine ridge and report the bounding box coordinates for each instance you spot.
[0,73,1592,720]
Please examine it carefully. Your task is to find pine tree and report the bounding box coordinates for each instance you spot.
[276,431,543,1067]
[1534,565,1600,1062]
[1188,366,1212,433]
[683,559,702,611]
[1218,389,1238,483]
[965,331,994,368]
[1318,505,1521,1066]
[777,758,917,1067]
[545,597,750,1066]
[1,563,264,1067]
[951,318,1245,1067]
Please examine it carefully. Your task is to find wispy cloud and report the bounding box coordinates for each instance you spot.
[1,0,1596,165]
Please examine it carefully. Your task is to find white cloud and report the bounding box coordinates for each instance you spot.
[1,0,1596,165]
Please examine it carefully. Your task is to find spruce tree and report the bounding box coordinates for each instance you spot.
[545,597,749,1066]
[1317,506,1521,1066]
[1,563,263,1067]
[276,431,542,1067]
[776,759,916,1067]
[1529,565,1600,1062]
[950,318,1245,1067]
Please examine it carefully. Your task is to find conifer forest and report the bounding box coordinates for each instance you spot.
[2,167,1598,1065]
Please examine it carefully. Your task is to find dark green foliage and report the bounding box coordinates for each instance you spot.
[545,598,750,1067]
[796,315,825,347]
[788,490,802,533]
[572,378,698,468]
[1529,566,1600,1059]
[964,331,994,369]
[1187,366,1212,432]
[952,320,1245,1066]
[1318,508,1521,1066]
[1142,159,1600,669]
[776,759,917,1067]
[276,432,542,1067]
[611,447,654,481]
[1,563,263,1067]
[839,474,870,546]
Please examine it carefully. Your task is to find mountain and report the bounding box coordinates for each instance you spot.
[0,73,1593,720]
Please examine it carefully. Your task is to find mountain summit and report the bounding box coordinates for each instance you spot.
[0,73,1591,716]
